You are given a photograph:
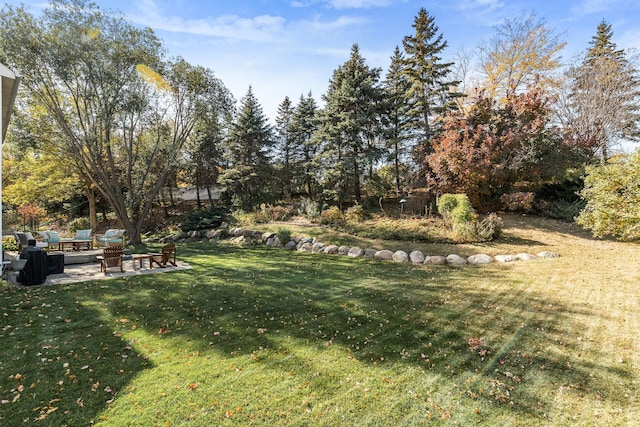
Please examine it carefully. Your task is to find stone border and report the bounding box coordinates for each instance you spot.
[152,225,560,266]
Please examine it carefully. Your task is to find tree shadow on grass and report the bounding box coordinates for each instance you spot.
[0,285,153,426]
[70,243,635,423]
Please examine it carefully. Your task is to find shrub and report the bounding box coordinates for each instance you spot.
[537,199,586,221]
[500,192,535,212]
[180,207,229,232]
[298,198,319,220]
[69,217,91,233]
[344,204,365,223]
[276,227,292,244]
[438,193,475,225]
[474,213,504,241]
[2,236,18,252]
[577,151,640,240]
[319,206,343,226]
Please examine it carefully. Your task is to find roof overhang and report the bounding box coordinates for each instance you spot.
[1,62,21,141]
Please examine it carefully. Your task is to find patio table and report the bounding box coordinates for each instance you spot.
[58,239,93,251]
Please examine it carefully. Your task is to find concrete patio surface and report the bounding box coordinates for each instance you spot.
[5,258,192,288]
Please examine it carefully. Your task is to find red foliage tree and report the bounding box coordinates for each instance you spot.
[426,83,570,210]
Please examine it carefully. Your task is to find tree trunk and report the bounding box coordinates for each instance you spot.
[195,170,202,209]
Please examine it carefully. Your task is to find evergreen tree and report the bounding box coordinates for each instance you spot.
[402,8,461,166]
[382,46,412,194]
[290,92,319,199]
[274,96,295,198]
[219,86,276,210]
[565,21,640,161]
[316,44,385,206]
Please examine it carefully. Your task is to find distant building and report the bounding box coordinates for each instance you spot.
[172,186,221,202]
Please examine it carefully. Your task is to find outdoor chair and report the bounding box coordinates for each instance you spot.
[15,231,48,251]
[151,243,177,268]
[96,229,126,248]
[98,246,124,273]
[58,228,94,251]
[37,230,62,250]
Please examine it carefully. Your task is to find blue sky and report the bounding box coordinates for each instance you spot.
[6,0,640,122]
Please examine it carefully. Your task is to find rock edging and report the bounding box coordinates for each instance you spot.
[149,226,560,266]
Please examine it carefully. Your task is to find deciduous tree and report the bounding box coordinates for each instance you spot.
[427,84,567,209]
[0,0,231,243]
[559,21,640,162]
[478,11,565,101]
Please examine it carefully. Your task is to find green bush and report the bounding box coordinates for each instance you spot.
[577,151,640,240]
[541,199,586,221]
[319,206,343,226]
[298,198,319,220]
[473,213,504,241]
[2,236,19,252]
[180,207,229,232]
[344,204,365,223]
[438,193,475,225]
[276,227,292,244]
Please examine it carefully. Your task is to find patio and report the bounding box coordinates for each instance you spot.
[5,253,191,287]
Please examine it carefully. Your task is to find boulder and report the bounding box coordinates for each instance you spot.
[262,232,276,242]
[374,250,394,261]
[364,248,377,259]
[205,229,221,240]
[348,247,364,257]
[409,250,425,264]
[424,256,446,265]
[233,228,244,237]
[338,246,350,255]
[266,236,282,247]
[446,254,467,265]
[312,242,325,253]
[392,250,409,263]
[218,221,229,229]
[516,253,537,261]
[495,254,518,263]
[324,245,339,254]
[467,254,493,265]
[537,251,560,258]
[284,240,297,250]
[298,242,313,252]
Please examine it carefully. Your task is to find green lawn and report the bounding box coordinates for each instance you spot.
[1,217,639,426]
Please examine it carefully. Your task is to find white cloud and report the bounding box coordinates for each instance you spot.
[129,0,364,46]
[455,0,505,13]
[330,0,395,10]
[572,0,619,15]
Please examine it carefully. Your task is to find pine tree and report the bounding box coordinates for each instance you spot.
[316,44,385,206]
[402,8,461,165]
[219,86,276,209]
[290,92,319,198]
[274,96,295,198]
[382,46,412,194]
